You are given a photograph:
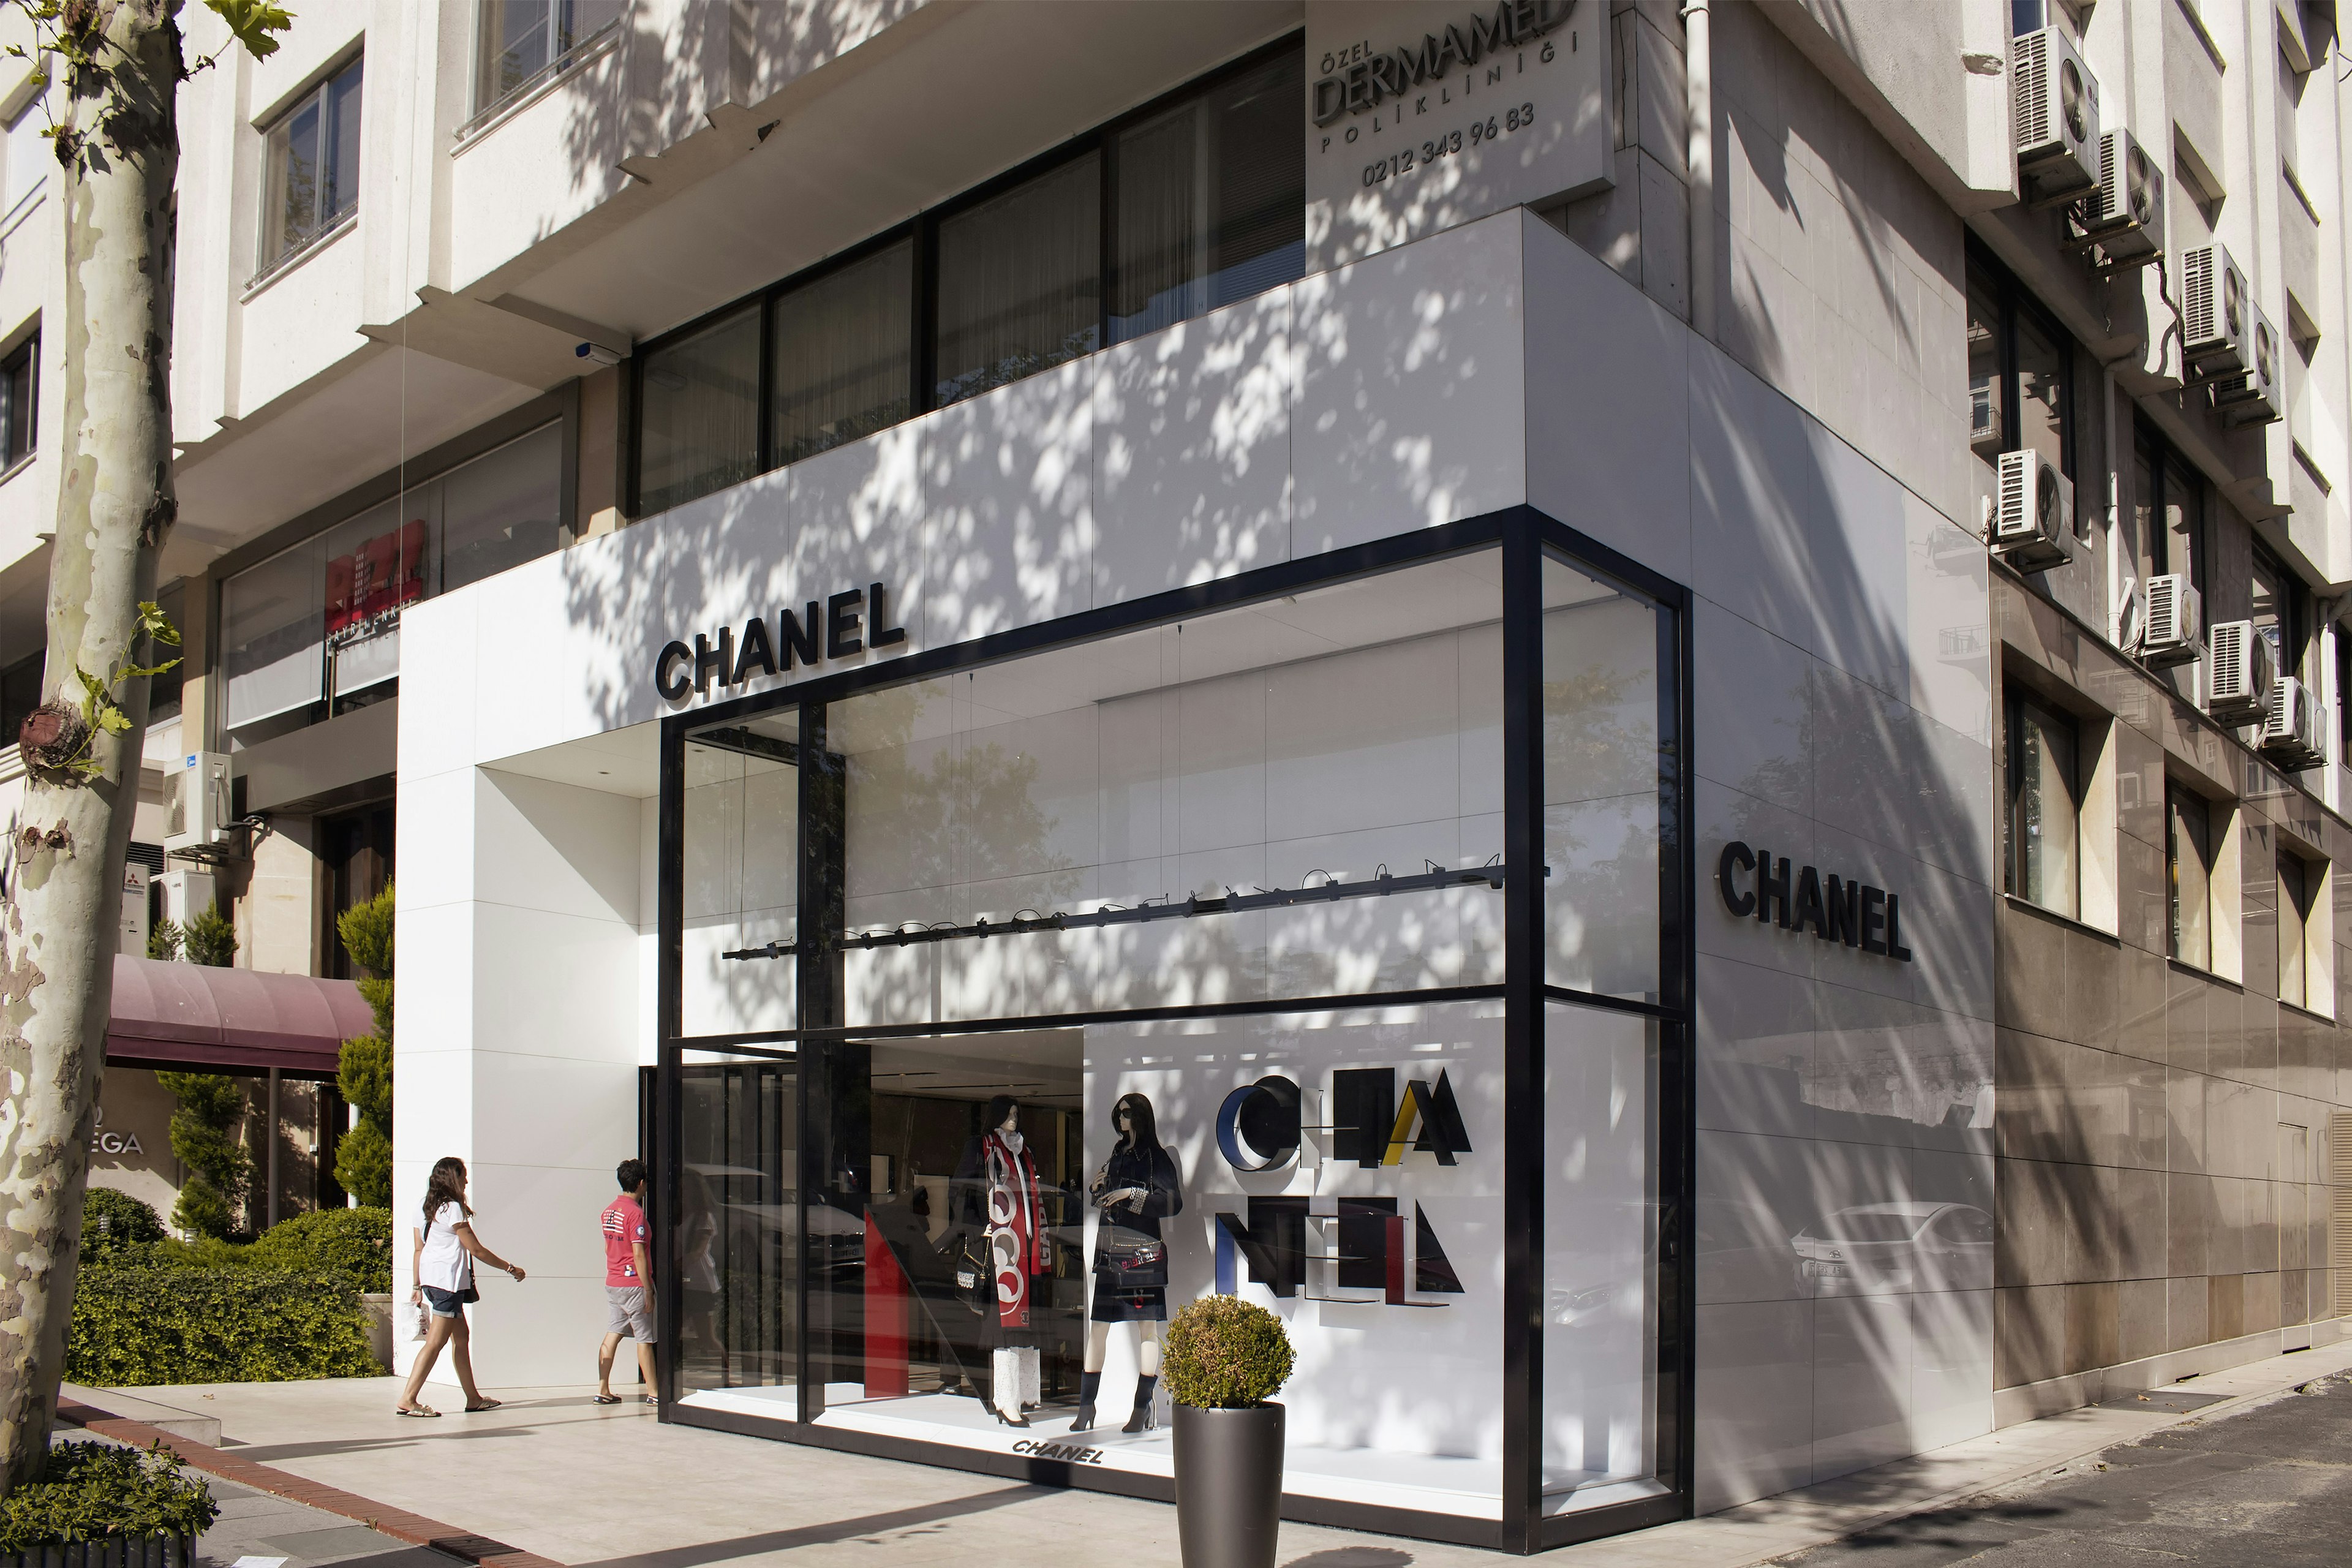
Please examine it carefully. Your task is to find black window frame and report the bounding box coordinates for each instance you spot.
[2003,684,2081,916]
[0,331,34,472]
[648,505,1698,1555]
[1965,243,2076,487]
[627,32,1305,518]
[2277,846,2313,1011]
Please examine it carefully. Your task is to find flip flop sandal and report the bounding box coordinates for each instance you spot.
[394,1405,440,1417]
[463,1400,503,1412]
[591,1394,622,1405]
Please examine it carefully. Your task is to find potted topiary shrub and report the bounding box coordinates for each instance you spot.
[0,1440,217,1568]
[1161,1295,1294,1568]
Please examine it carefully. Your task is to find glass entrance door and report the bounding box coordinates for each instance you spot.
[674,1047,797,1411]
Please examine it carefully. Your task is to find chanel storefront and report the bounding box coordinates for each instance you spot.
[653,513,1691,1549]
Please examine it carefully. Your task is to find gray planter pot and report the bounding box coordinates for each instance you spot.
[2,1531,198,1568]
[1170,1402,1284,1568]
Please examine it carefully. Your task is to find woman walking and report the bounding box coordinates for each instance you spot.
[396,1156,526,1417]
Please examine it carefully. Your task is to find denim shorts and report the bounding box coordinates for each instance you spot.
[421,1284,478,1318]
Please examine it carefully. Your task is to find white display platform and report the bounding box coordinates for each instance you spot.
[678,1383,1509,1519]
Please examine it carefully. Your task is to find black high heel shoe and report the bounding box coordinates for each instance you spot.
[994,1406,1030,1428]
[1069,1404,1097,1433]
[1121,1403,1154,1434]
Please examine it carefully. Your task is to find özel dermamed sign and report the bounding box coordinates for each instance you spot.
[1305,0,1610,270]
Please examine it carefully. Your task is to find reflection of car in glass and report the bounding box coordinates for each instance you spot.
[1790,1202,1992,1294]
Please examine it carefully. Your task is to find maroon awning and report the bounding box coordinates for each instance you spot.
[104,954,371,1076]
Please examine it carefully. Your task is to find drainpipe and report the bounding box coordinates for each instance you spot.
[1684,0,1714,339]
[266,1068,280,1229]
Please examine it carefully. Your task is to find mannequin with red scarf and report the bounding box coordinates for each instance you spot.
[953,1095,1048,1425]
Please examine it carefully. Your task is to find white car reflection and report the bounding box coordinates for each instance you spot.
[1790,1202,1992,1294]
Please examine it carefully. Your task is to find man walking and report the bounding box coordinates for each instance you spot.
[595,1158,657,1406]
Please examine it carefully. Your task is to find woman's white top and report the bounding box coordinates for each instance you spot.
[418,1200,474,1291]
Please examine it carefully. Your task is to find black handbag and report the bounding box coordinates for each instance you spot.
[949,1230,991,1314]
[1095,1222,1167,1289]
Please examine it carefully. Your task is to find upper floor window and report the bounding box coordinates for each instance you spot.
[2168,784,2214,970]
[2134,424,2206,597]
[2250,543,2308,680]
[0,334,34,470]
[2004,687,2079,919]
[221,422,563,748]
[475,1,622,115]
[261,56,362,274]
[2278,851,2312,1009]
[1966,254,2073,488]
[630,40,1303,516]
[0,650,37,750]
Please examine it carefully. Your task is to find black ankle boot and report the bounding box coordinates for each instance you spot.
[1123,1375,1158,1433]
[1071,1371,1101,1432]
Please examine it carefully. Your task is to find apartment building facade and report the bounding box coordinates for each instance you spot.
[1,0,2349,1553]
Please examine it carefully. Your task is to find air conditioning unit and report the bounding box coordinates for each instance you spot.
[2087,129,2165,265]
[153,867,217,932]
[2181,243,2251,380]
[2260,676,2328,769]
[162,751,231,858]
[118,862,149,957]
[1969,375,2002,456]
[2206,620,2275,723]
[1992,449,2073,570]
[2141,573,2203,666]
[2013,26,2101,204]
[2215,301,2283,426]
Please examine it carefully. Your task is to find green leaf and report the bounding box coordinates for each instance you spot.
[137,601,181,647]
[93,706,130,733]
[202,0,296,61]
[117,658,182,681]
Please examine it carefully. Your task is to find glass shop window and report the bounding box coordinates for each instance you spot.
[1965,255,2073,492]
[637,304,760,516]
[933,154,1102,407]
[221,423,563,747]
[475,0,621,115]
[1107,50,1306,344]
[1543,999,1664,1515]
[2278,852,2311,1009]
[2168,785,2214,970]
[0,333,34,471]
[260,55,363,275]
[1544,552,1668,1002]
[146,580,184,723]
[681,711,800,1039]
[2004,689,2080,919]
[770,241,913,469]
[826,550,1510,1030]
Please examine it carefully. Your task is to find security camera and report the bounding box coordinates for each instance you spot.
[576,341,624,368]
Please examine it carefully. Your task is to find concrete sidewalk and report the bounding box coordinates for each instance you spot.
[71,1337,2352,1568]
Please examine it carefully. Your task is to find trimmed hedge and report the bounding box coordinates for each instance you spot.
[65,1268,379,1387]
[79,1192,167,1266]
[244,1207,392,1294]
[1161,1294,1294,1410]
[0,1441,217,1550]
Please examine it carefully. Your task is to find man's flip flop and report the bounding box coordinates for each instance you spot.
[463,1400,503,1412]
[394,1405,440,1417]
[591,1394,622,1405]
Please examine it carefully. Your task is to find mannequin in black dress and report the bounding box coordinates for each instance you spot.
[1071,1092,1182,1434]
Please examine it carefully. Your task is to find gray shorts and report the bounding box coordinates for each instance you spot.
[605,1286,655,1341]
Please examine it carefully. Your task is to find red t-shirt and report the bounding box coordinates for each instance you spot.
[602,1194,649,1287]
